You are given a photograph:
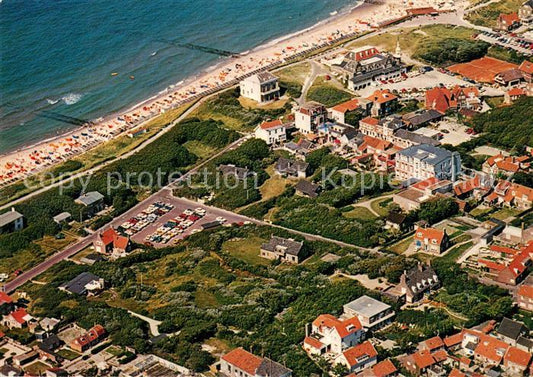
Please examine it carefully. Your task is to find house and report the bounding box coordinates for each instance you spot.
[3,308,33,329]
[482,153,529,176]
[504,87,527,104]
[295,180,321,198]
[425,86,481,114]
[260,236,304,264]
[402,109,443,129]
[516,278,533,311]
[384,263,440,303]
[318,122,360,146]
[274,158,309,178]
[496,248,531,285]
[419,336,445,353]
[94,228,131,255]
[399,350,442,376]
[496,318,527,346]
[453,174,491,200]
[36,334,63,363]
[13,351,38,367]
[304,314,364,356]
[414,227,450,254]
[75,191,105,215]
[60,272,105,295]
[39,317,60,332]
[329,98,371,124]
[0,292,13,306]
[219,348,292,377]
[284,138,315,156]
[218,164,253,180]
[69,325,106,353]
[294,102,327,133]
[343,295,395,331]
[519,60,533,83]
[335,46,405,91]
[386,212,408,231]
[485,180,533,210]
[519,0,533,24]
[395,144,461,182]
[0,207,24,234]
[336,341,378,374]
[497,12,521,31]
[52,212,71,224]
[393,177,453,211]
[240,71,280,103]
[503,346,532,374]
[494,68,523,87]
[366,89,398,117]
[254,119,287,145]
[356,359,398,377]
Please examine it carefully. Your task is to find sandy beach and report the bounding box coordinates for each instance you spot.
[0,0,453,187]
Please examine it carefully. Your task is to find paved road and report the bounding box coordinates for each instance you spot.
[128,310,162,336]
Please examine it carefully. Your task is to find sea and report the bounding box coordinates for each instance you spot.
[0,0,358,154]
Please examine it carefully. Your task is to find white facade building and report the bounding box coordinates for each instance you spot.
[395,144,461,182]
[240,72,280,103]
[254,119,287,145]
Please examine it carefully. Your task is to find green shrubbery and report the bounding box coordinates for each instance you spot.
[414,38,489,66]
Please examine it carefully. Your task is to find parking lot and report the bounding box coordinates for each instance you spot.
[107,189,258,248]
[476,31,533,56]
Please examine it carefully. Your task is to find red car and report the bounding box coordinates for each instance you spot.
[13,269,23,276]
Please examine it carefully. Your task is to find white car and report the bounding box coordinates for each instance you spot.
[216,217,226,223]
[184,209,194,216]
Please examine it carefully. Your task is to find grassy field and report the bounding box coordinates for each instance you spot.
[259,166,292,201]
[184,140,218,160]
[342,206,377,221]
[306,76,352,107]
[486,96,505,109]
[275,62,311,86]
[24,361,51,375]
[56,348,81,360]
[370,197,392,217]
[440,241,474,263]
[491,207,521,221]
[348,24,477,59]
[238,96,289,110]
[221,236,271,266]
[466,0,523,28]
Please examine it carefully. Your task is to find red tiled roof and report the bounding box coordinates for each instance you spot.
[490,245,519,255]
[343,341,377,367]
[260,119,283,130]
[454,175,481,196]
[499,12,520,26]
[366,89,397,104]
[444,331,464,347]
[371,359,398,377]
[99,228,130,251]
[479,259,506,271]
[360,116,379,126]
[332,98,361,113]
[221,348,263,375]
[507,87,526,97]
[414,227,446,246]
[517,284,533,300]
[0,292,13,305]
[408,7,438,15]
[312,314,362,338]
[448,57,518,83]
[504,346,532,367]
[474,335,509,363]
[412,177,440,190]
[449,368,466,377]
[9,308,29,324]
[413,350,437,369]
[425,87,455,114]
[71,325,106,349]
[520,60,533,75]
[304,336,324,349]
[353,47,380,61]
[422,336,444,351]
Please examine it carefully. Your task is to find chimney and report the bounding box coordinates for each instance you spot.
[11,207,15,212]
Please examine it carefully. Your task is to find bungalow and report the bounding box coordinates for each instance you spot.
[400,350,440,376]
[335,341,378,374]
[219,348,292,377]
[497,12,521,31]
[304,314,363,356]
[94,228,131,255]
[504,87,527,104]
[274,158,309,179]
[494,68,524,87]
[385,212,408,231]
[329,98,371,124]
[60,272,105,296]
[283,139,315,157]
[75,191,105,215]
[218,164,254,180]
[69,325,106,353]
[260,235,304,264]
[295,180,321,198]
[496,318,527,346]
[52,212,71,225]
[366,89,398,117]
[254,119,287,145]
[3,308,33,329]
[503,346,532,374]
[413,227,449,254]
[418,336,445,353]
[294,102,327,133]
[0,292,13,306]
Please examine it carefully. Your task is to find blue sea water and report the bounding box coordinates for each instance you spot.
[0,0,357,153]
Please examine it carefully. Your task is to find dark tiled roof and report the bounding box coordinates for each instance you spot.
[295,180,320,198]
[402,109,443,127]
[218,164,252,180]
[387,212,406,224]
[275,158,309,175]
[261,236,303,256]
[256,357,292,377]
[497,318,526,340]
[395,129,440,146]
[60,272,101,295]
